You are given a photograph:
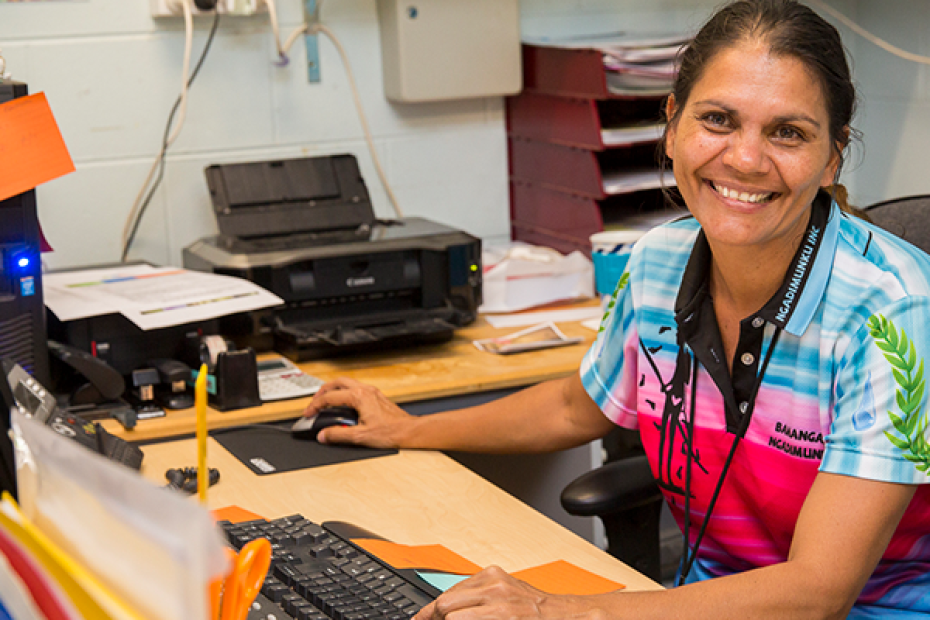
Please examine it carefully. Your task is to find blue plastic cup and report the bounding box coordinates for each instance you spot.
[590,230,644,297]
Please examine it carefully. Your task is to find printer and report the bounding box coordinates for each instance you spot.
[182,155,482,361]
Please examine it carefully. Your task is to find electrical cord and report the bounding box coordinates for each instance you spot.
[807,0,930,66]
[0,48,10,80]
[274,0,403,219]
[121,8,221,262]
[165,466,220,494]
[261,0,289,65]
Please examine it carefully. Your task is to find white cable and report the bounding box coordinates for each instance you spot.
[282,23,309,57]
[807,0,930,66]
[262,0,287,63]
[0,48,9,80]
[310,22,405,218]
[121,0,195,259]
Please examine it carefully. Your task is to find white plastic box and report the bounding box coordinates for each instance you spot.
[376,0,522,102]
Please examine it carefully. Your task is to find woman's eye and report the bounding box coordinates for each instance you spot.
[701,112,728,127]
[775,126,803,141]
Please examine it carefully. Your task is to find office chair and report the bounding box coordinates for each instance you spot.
[561,195,930,584]
[863,195,930,254]
[560,427,665,581]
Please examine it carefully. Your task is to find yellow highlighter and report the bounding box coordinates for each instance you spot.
[196,363,209,503]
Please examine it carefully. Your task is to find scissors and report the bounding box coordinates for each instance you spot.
[215,537,272,620]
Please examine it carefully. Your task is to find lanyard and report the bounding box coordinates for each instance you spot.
[676,327,783,586]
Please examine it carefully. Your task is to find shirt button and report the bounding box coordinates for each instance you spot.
[739,401,750,414]
[752,317,765,328]
[741,352,755,366]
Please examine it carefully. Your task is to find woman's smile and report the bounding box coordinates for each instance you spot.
[665,40,840,256]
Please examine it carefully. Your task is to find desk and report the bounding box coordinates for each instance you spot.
[138,436,662,594]
[103,303,605,542]
[100,306,599,443]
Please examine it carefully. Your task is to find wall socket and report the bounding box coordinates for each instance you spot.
[150,0,268,17]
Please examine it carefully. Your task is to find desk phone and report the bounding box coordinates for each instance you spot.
[2,360,143,470]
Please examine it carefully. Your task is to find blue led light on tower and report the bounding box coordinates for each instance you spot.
[0,78,49,385]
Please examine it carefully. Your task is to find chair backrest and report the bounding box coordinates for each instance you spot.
[864,195,930,255]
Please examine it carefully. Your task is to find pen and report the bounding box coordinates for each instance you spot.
[196,363,208,503]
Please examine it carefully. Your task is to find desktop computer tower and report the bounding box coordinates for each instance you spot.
[0,80,49,385]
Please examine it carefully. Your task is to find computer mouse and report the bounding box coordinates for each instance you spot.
[291,405,359,441]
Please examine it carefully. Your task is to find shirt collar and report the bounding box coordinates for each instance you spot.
[674,190,840,336]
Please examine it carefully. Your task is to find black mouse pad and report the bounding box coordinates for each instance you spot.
[212,422,397,475]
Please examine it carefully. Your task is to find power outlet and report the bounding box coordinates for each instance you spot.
[150,0,267,18]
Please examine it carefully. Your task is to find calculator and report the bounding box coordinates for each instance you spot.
[256,357,325,402]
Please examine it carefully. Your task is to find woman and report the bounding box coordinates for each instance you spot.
[302,1,930,617]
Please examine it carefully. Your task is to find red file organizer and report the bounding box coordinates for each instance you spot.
[507,43,673,255]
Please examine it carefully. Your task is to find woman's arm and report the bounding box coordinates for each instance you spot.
[414,472,916,620]
[303,372,616,453]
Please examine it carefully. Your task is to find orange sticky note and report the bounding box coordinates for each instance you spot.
[212,505,266,524]
[352,539,483,575]
[512,560,625,595]
[0,92,75,202]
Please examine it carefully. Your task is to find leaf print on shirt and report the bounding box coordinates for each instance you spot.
[598,271,629,333]
[867,314,930,475]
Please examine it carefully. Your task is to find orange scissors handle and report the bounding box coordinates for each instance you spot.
[219,538,272,620]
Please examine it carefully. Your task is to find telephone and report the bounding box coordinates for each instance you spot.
[2,359,143,470]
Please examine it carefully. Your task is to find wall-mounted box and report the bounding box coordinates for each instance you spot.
[377,0,522,103]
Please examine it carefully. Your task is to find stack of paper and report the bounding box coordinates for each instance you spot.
[596,33,690,96]
[524,31,691,97]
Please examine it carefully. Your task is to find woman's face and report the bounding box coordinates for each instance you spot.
[665,41,840,256]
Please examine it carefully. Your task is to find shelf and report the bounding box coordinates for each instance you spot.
[509,138,672,199]
[506,91,666,150]
[507,42,677,254]
[510,181,674,255]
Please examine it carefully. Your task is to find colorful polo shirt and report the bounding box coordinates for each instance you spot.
[580,194,930,615]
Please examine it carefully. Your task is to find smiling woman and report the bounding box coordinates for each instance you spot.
[293,2,930,618]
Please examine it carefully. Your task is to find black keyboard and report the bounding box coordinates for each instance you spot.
[218,514,441,620]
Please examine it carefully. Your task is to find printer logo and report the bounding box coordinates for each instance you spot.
[347,276,375,288]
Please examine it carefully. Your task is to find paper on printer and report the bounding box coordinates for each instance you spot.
[44,263,283,331]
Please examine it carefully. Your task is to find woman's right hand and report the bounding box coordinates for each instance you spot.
[301,377,416,449]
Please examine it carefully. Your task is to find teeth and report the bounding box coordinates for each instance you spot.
[713,182,773,204]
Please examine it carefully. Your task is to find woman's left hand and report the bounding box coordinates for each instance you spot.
[414,566,600,620]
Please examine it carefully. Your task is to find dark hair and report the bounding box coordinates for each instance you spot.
[660,0,861,211]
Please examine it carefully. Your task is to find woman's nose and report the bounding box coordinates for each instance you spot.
[722,131,770,174]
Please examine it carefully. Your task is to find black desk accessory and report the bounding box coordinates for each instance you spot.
[212,421,395,476]
[183,335,261,412]
[164,466,220,494]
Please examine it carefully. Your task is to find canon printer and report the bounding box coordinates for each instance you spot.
[182,155,482,361]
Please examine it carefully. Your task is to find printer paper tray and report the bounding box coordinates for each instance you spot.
[273,309,457,362]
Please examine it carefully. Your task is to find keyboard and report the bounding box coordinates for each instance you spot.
[218,514,441,620]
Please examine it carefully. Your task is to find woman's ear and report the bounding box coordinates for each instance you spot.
[820,127,849,187]
[664,95,678,159]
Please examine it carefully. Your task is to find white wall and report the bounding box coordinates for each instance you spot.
[843,0,930,207]
[1,0,927,271]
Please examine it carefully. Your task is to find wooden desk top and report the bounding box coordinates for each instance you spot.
[103,304,600,442]
[139,438,661,593]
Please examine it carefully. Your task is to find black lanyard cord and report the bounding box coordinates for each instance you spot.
[676,328,783,586]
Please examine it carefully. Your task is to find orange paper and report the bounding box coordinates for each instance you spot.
[0,92,75,202]
[513,560,625,595]
[212,505,266,524]
[352,539,483,575]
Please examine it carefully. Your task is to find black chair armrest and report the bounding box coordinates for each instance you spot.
[560,454,661,516]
